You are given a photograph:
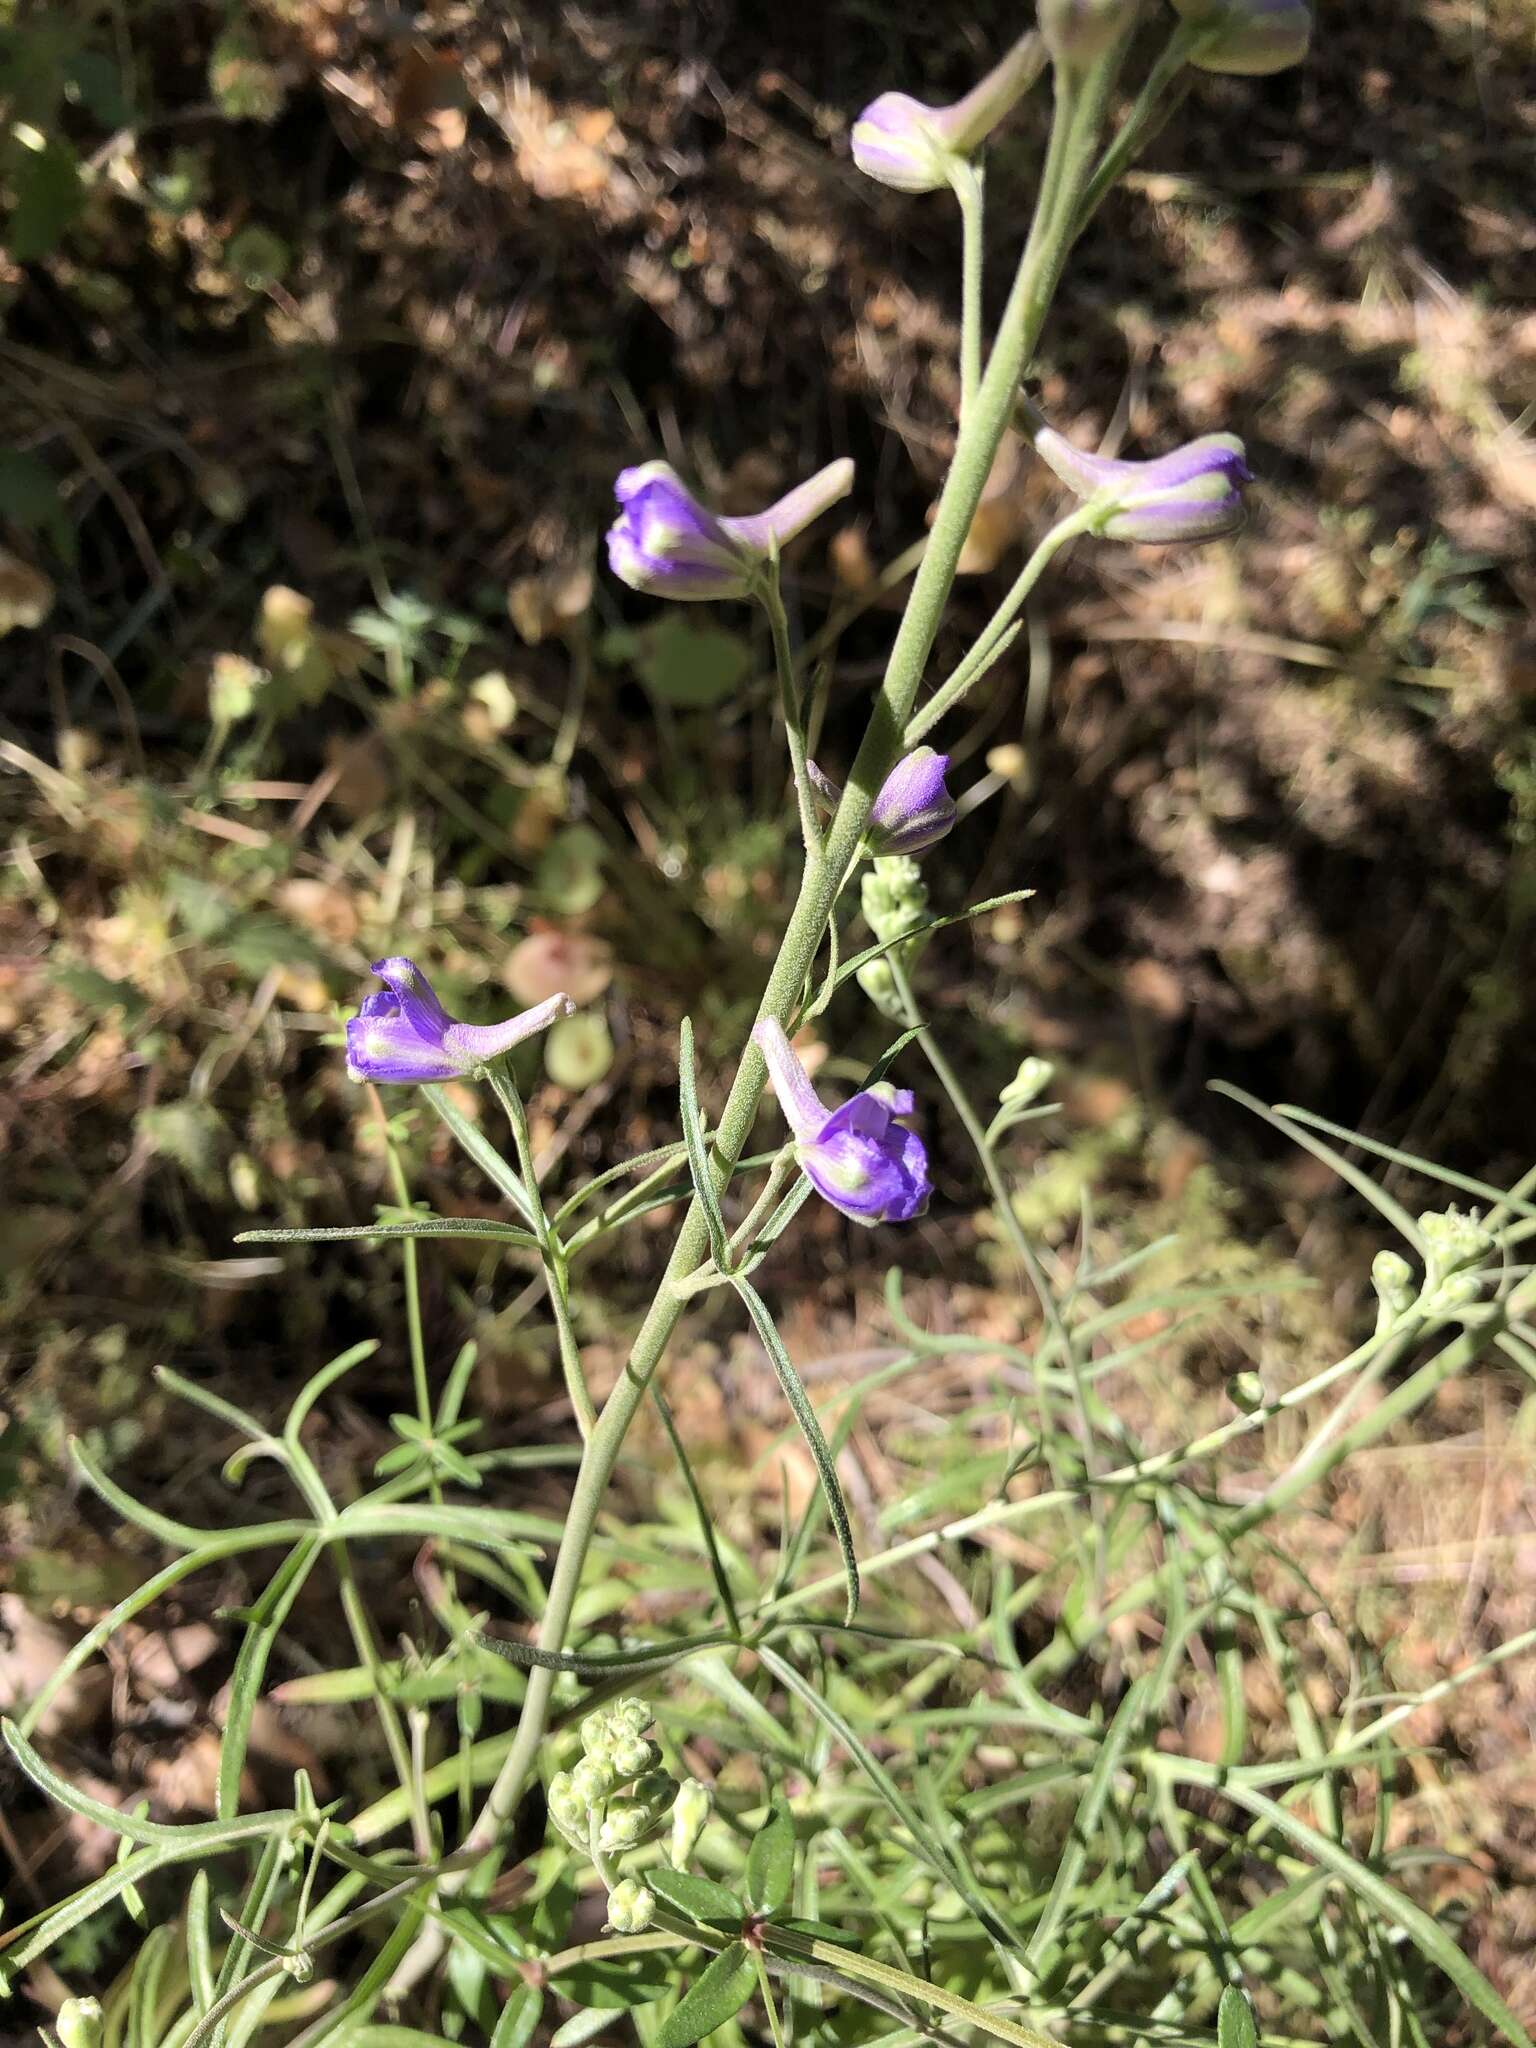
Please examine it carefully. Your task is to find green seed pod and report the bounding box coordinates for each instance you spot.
[606,1879,656,1934]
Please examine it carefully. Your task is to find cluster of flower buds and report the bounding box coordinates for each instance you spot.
[1170,0,1312,77]
[850,31,1044,194]
[755,1017,931,1227]
[856,856,931,1023]
[1371,1208,1500,1334]
[547,1699,696,1933]
[808,747,958,860]
[346,957,574,1086]
[606,460,854,603]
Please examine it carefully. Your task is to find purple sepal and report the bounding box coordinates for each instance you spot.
[850,34,1045,194]
[753,1021,932,1228]
[606,459,854,602]
[346,957,574,1085]
[808,747,957,858]
[1034,426,1252,544]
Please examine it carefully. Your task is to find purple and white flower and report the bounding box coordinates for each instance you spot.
[850,32,1045,194]
[1171,0,1311,76]
[809,746,958,858]
[1033,423,1252,543]
[606,459,854,601]
[753,1020,931,1227]
[346,957,573,1085]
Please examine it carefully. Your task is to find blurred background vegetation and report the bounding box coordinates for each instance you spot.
[2,0,1535,2025]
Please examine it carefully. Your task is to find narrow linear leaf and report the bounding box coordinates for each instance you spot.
[823,890,1035,1004]
[655,1939,756,2048]
[1162,1760,1536,2048]
[236,1219,538,1249]
[652,1383,742,1635]
[218,1534,323,1820]
[475,1628,735,1677]
[4,1717,298,1849]
[679,1017,731,1273]
[1209,1081,1424,1253]
[755,1647,1016,1953]
[733,1273,859,1622]
[420,1083,534,1227]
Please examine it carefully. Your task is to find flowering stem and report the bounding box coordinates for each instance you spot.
[949,159,985,419]
[486,1064,596,1441]
[438,38,1122,1914]
[902,506,1097,748]
[761,567,824,857]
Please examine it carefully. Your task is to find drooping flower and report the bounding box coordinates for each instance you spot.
[850,32,1045,194]
[346,957,573,1084]
[1032,423,1252,543]
[1170,0,1311,75]
[753,1020,931,1227]
[1038,0,1141,72]
[808,746,958,858]
[606,458,855,601]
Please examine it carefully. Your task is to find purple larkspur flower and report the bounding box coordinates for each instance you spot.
[346,957,573,1085]
[1171,0,1311,75]
[808,746,958,858]
[606,459,854,601]
[753,1020,931,1227]
[850,32,1045,194]
[1033,424,1252,543]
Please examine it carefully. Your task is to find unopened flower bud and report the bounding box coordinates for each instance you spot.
[1171,0,1311,76]
[570,1756,615,1808]
[609,1732,663,1781]
[1000,1057,1055,1109]
[862,856,929,948]
[1033,422,1252,544]
[1370,1250,1417,1330]
[856,955,905,1023]
[580,1709,613,1753]
[809,748,957,859]
[1424,1270,1487,1323]
[851,33,1045,194]
[606,1879,656,1934]
[57,2000,105,2048]
[1418,1207,1494,1281]
[1039,0,1140,70]
[671,1776,713,1869]
[598,1795,663,1852]
[611,1697,652,1735]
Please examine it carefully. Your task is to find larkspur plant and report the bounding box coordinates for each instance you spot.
[14,12,1536,2048]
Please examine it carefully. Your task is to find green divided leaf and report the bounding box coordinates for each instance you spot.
[637,618,752,710]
